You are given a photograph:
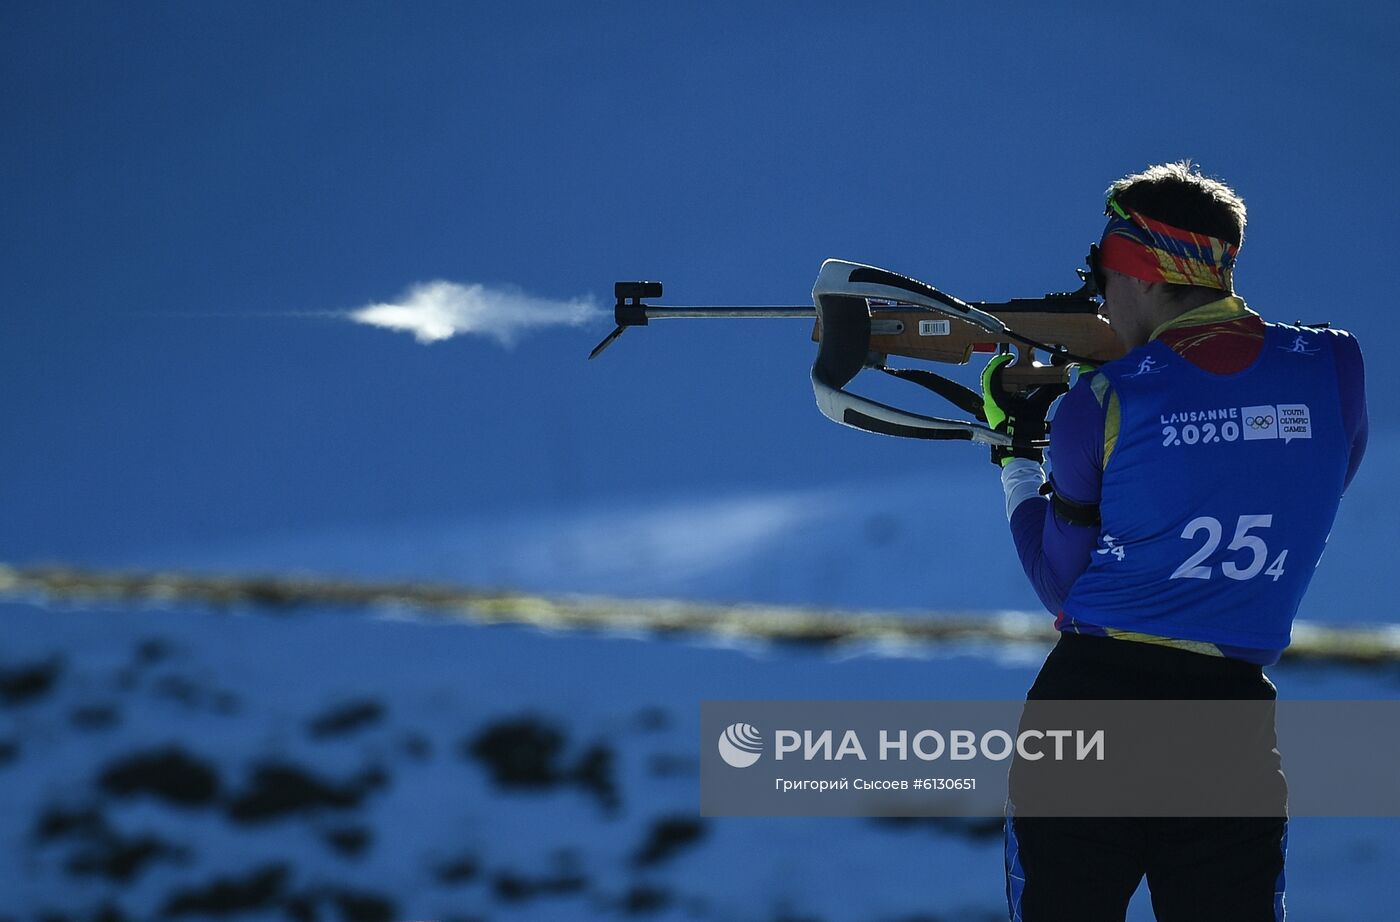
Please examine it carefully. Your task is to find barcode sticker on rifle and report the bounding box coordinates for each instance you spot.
[919,320,951,336]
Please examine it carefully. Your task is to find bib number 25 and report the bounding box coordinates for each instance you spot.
[1170,514,1289,581]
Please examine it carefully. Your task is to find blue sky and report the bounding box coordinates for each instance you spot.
[3,2,1397,599]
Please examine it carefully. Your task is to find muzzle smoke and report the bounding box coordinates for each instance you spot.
[350,280,599,345]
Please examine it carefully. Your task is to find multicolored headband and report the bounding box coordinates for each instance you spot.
[1098,195,1238,291]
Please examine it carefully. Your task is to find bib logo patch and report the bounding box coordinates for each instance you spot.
[1241,405,1278,440]
[1277,404,1312,442]
[1240,404,1311,443]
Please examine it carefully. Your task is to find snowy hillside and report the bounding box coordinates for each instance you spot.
[1,597,1395,922]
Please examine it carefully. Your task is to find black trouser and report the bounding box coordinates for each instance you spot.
[1004,632,1287,922]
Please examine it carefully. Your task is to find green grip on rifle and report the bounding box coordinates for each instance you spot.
[980,353,1016,432]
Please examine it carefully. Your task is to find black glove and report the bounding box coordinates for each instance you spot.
[979,353,1068,466]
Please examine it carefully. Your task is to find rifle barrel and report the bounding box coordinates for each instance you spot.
[639,306,816,319]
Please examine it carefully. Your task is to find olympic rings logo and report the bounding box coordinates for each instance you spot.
[1246,415,1275,429]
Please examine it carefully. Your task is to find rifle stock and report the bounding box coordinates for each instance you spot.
[813,305,1123,391]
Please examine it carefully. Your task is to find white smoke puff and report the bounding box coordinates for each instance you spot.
[350,280,599,345]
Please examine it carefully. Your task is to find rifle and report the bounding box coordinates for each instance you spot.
[589,258,1123,448]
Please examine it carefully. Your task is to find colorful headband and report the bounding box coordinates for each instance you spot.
[1098,196,1238,290]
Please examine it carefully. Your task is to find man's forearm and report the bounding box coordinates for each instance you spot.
[1001,460,1097,613]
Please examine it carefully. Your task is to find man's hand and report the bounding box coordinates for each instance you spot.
[980,353,1069,466]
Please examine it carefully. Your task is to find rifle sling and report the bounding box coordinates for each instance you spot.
[876,366,987,422]
[842,409,976,441]
[1039,481,1102,527]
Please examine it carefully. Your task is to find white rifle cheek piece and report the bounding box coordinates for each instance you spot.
[810,259,1013,446]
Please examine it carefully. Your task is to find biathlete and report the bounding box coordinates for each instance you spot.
[981,161,1368,922]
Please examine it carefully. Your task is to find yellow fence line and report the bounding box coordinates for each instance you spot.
[1,564,1397,664]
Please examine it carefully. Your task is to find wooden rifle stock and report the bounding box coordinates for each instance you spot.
[812,305,1123,392]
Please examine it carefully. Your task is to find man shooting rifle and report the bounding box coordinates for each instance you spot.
[984,162,1368,921]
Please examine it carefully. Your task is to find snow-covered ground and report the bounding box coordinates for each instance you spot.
[3,430,1394,921]
[1,598,1395,921]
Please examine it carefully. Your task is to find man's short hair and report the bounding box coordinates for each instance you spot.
[1107,161,1247,248]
